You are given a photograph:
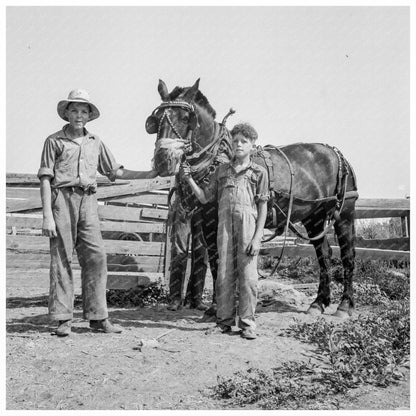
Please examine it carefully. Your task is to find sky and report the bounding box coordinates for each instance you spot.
[5,5,410,199]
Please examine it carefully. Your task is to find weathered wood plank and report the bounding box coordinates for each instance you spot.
[104,193,168,206]
[96,177,173,199]
[355,208,410,219]
[355,237,410,251]
[6,177,173,212]
[100,221,166,234]
[356,198,410,209]
[6,235,165,256]
[6,253,165,272]
[6,188,168,209]
[6,214,166,234]
[98,205,168,221]
[6,198,42,213]
[6,173,129,185]
[6,188,40,199]
[260,244,410,261]
[6,267,162,290]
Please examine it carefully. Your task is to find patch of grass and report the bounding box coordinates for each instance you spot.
[287,304,409,386]
[213,362,341,410]
[213,300,409,409]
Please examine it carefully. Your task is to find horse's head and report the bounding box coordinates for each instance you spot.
[146,79,216,177]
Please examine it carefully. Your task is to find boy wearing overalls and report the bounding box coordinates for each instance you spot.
[38,89,158,337]
[182,123,269,339]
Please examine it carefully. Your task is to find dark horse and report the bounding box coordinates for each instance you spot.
[146,79,359,318]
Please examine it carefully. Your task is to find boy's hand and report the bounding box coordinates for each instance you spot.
[246,237,261,256]
[42,216,57,238]
[179,163,192,182]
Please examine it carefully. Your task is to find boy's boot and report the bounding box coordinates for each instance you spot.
[56,319,72,337]
[90,319,122,333]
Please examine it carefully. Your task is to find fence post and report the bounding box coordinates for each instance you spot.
[401,214,409,237]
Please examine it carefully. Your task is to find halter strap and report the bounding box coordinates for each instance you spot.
[151,101,196,144]
[151,101,195,115]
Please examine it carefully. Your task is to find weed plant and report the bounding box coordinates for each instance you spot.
[213,258,410,409]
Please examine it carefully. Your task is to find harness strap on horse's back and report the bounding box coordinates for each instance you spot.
[256,145,295,271]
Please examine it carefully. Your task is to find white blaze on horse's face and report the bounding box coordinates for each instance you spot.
[152,106,193,177]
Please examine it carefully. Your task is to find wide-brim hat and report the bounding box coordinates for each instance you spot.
[57,89,100,121]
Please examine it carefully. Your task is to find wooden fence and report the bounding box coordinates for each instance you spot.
[6,173,410,290]
[6,174,174,289]
[261,198,410,262]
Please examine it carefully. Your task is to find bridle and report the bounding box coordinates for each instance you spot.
[146,101,196,154]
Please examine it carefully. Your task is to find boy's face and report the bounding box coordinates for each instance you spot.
[65,102,91,129]
[232,133,254,159]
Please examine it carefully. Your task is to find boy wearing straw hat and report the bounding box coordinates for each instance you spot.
[38,89,158,337]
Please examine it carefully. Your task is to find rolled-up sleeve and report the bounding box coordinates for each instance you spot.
[97,140,124,182]
[255,168,270,203]
[37,137,56,179]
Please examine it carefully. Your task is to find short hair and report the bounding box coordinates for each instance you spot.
[230,123,258,142]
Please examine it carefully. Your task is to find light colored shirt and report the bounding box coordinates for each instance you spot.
[37,124,123,188]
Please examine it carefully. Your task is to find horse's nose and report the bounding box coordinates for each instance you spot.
[153,147,180,177]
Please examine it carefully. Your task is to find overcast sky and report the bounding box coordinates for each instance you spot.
[6,5,410,198]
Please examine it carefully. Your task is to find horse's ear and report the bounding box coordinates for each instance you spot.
[158,79,169,101]
[185,78,200,101]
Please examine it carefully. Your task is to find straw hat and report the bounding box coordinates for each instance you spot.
[57,89,100,121]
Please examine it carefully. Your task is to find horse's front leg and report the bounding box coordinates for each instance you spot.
[333,210,356,318]
[306,235,332,315]
[201,201,219,318]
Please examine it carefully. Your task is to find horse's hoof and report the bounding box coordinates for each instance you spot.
[332,309,352,319]
[306,304,324,316]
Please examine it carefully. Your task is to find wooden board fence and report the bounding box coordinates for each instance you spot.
[6,173,410,291]
[6,175,174,289]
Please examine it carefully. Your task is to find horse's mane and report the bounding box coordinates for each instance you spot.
[169,86,216,119]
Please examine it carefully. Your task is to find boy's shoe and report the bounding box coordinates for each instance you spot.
[167,299,182,311]
[205,325,231,335]
[241,328,257,340]
[56,320,72,337]
[189,301,209,311]
[89,319,122,333]
[204,303,217,317]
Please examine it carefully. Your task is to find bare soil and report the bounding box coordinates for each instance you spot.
[6,269,410,410]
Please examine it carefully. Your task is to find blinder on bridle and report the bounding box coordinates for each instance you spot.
[145,101,197,138]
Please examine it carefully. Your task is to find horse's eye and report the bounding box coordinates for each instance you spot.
[182,116,189,123]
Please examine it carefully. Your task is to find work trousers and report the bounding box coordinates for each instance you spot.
[169,200,218,305]
[216,209,258,330]
[49,187,108,321]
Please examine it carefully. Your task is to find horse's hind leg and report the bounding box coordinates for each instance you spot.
[333,207,356,318]
[303,211,333,315]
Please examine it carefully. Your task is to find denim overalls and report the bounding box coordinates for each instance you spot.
[207,161,269,330]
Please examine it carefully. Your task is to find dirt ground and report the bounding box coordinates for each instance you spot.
[6,269,410,411]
